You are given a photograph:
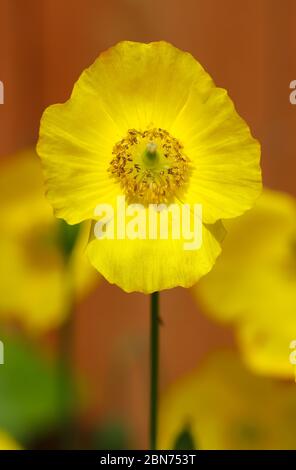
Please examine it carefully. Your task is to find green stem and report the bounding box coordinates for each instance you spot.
[58,271,75,449]
[150,292,159,450]
[58,308,74,449]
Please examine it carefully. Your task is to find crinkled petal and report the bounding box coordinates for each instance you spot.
[159,352,296,450]
[171,87,261,222]
[87,203,225,293]
[195,189,296,377]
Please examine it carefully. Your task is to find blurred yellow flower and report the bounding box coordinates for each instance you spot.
[0,150,98,334]
[0,430,21,450]
[37,41,261,293]
[159,351,296,450]
[194,189,296,378]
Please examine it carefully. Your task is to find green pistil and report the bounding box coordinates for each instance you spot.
[146,142,157,157]
[144,142,158,166]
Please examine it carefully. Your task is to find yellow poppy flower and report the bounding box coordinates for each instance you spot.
[0,430,21,450]
[37,41,261,293]
[194,189,296,378]
[0,150,98,334]
[159,351,296,450]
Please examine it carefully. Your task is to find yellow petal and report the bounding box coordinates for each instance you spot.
[0,431,21,450]
[159,351,296,450]
[238,318,296,378]
[87,203,225,293]
[0,151,98,334]
[194,189,296,377]
[172,87,261,223]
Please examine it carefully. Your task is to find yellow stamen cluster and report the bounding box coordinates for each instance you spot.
[109,128,190,204]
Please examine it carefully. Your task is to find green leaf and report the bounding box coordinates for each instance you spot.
[173,425,196,450]
[93,420,130,450]
[57,220,81,261]
[0,335,75,444]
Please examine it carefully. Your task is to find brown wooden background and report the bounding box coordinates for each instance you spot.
[0,0,296,448]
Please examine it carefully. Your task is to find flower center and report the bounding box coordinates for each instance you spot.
[109,128,190,204]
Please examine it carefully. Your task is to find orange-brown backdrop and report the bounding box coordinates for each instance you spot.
[0,0,295,448]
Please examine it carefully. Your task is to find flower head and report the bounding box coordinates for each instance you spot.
[0,151,98,334]
[159,351,296,450]
[37,41,261,293]
[194,189,296,378]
